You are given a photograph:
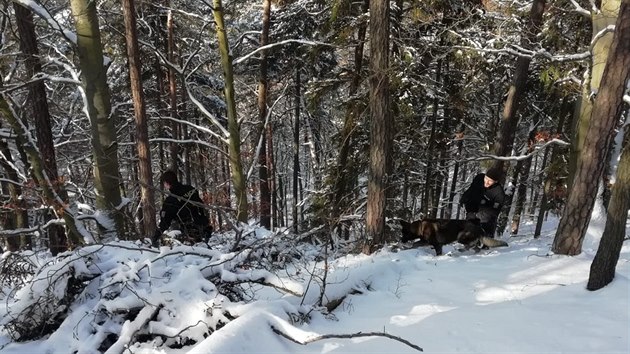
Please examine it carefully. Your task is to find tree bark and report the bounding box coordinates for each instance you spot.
[267,124,278,228]
[587,125,630,290]
[0,128,28,251]
[423,59,441,218]
[568,0,621,188]
[122,0,156,239]
[257,0,272,229]
[553,0,630,255]
[292,68,300,234]
[0,95,85,249]
[510,127,537,235]
[166,8,179,170]
[148,0,168,172]
[212,0,248,223]
[13,3,72,253]
[70,0,125,238]
[366,0,392,251]
[329,0,368,237]
[491,0,546,176]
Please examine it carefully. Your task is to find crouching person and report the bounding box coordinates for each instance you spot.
[460,167,506,238]
[153,170,213,246]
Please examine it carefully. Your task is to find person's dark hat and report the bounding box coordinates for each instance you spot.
[160,170,178,186]
[485,167,503,182]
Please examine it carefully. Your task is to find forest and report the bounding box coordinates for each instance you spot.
[0,0,629,350]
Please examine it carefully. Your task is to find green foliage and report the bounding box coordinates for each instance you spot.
[330,0,353,23]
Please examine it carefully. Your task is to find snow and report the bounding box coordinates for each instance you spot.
[0,214,628,354]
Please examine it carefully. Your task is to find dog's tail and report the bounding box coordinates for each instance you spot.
[480,237,508,248]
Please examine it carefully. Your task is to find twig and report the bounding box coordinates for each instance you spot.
[271,325,423,352]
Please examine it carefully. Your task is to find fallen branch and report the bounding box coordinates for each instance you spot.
[270,325,423,352]
[104,304,161,354]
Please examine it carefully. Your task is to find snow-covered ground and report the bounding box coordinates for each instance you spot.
[0,215,628,354]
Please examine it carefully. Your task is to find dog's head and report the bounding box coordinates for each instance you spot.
[457,219,485,246]
[399,220,418,243]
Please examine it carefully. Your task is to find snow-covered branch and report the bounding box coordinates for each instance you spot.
[473,138,570,162]
[233,39,336,65]
[568,0,592,17]
[0,73,81,94]
[183,86,230,140]
[13,0,77,44]
[453,45,591,63]
[0,218,64,236]
[591,25,616,49]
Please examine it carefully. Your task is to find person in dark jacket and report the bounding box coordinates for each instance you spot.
[460,167,506,238]
[153,170,212,246]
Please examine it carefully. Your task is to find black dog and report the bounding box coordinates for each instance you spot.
[399,218,508,255]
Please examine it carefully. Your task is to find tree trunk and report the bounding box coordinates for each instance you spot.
[70,0,126,238]
[568,0,621,188]
[13,3,73,253]
[553,0,630,255]
[167,8,179,170]
[511,128,537,235]
[447,134,464,219]
[0,95,85,249]
[443,60,464,219]
[587,125,630,290]
[122,0,156,239]
[292,68,300,234]
[366,0,392,251]
[0,128,28,251]
[0,58,33,251]
[149,0,168,172]
[267,124,278,228]
[423,59,441,218]
[212,0,248,223]
[435,80,451,219]
[277,171,286,228]
[257,0,272,229]
[533,97,571,237]
[491,0,546,175]
[533,149,551,237]
[330,0,368,235]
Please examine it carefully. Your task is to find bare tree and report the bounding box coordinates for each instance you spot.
[292,68,301,234]
[212,0,248,223]
[553,0,630,255]
[588,122,630,290]
[0,95,85,249]
[366,0,392,252]
[13,3,75,253]
[166,7,180,170]
[70,0,126,237]
[586,1,630,289]
[121,0,156,238]
[0,124,28,251]
[330,0,369,239]
[491,0,546,176]
[257,0,272,230]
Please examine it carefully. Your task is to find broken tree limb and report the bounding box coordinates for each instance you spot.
[270,325,423,352]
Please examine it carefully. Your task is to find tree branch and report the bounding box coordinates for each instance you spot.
[270,325,423,352]
[233,39,336,65]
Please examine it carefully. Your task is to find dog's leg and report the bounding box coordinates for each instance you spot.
[432,242,443,256]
